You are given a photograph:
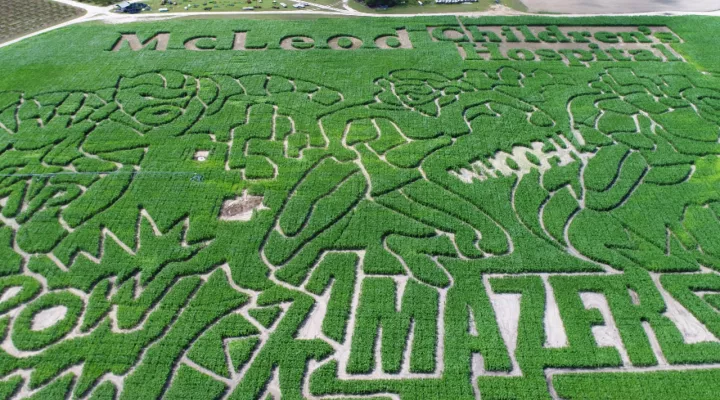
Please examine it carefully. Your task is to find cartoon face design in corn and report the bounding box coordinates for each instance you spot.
[266,67,565,287]
[0,67,562,277]
[2,66,720,399]
[447,67,720,273]
[0,71,346,256]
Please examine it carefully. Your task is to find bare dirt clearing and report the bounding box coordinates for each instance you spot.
[521,0,720,14]
[220,194,267,221]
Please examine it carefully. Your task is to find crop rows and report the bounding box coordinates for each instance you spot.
[1,16,720,399]
[0,0,84,44]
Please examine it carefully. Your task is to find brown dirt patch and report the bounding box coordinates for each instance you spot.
[521,0,720,13]
[220,194,265,221]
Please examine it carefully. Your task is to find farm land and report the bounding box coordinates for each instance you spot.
[0,0,84,44]
[1,14,720,400]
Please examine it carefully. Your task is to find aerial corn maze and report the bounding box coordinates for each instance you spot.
[1,15,720,400]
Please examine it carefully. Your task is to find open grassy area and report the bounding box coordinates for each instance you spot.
[175,12,356,19]
[140,0,340,13]
[1,14,720,400]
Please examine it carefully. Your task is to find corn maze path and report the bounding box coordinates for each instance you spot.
[2,17,720,400]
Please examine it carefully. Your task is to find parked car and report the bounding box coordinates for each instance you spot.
[115,2,150,13]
